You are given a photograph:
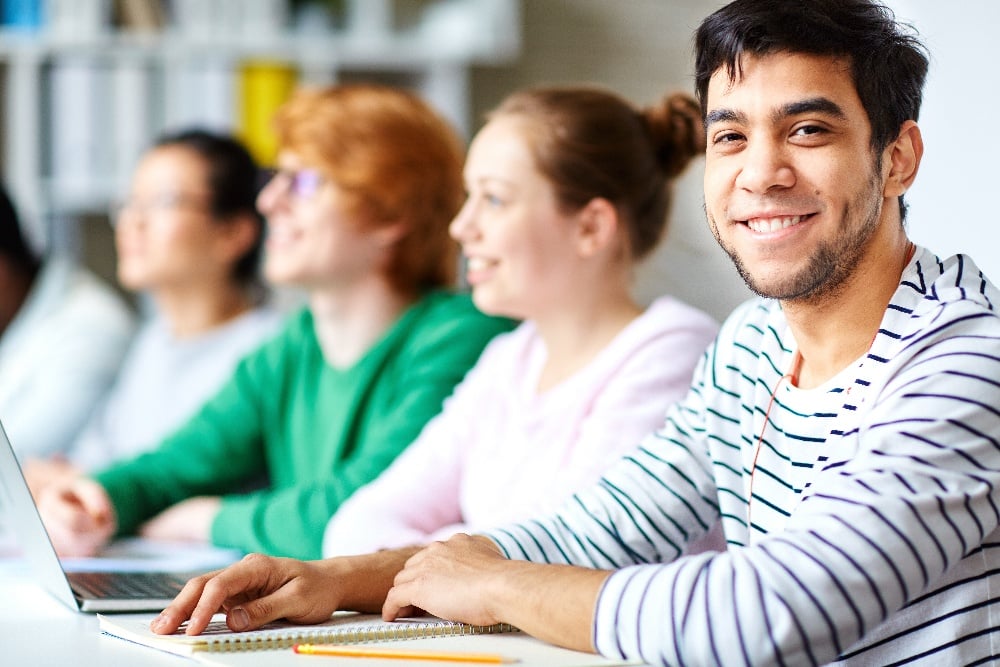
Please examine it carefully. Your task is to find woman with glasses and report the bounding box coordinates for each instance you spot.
[27,130,282,490]
[36,84,513,561]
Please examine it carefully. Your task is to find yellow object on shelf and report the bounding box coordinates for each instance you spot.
[238,60,298,167]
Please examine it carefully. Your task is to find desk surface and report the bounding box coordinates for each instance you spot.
[0,546,636,667]
[0,536,243,666]
[0,560,193,667]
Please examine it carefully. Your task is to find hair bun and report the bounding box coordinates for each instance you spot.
[642,92,705,179]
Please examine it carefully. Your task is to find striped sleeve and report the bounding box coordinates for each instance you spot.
[487,349,721,570]
[488,289,1000,665]
[591,322,1000,665]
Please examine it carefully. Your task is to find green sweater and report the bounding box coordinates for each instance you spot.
[95,291,513,559]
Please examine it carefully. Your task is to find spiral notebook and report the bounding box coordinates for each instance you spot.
[99,611,518,656]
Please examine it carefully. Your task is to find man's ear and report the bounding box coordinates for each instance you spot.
[575,198,620,258]
[883,120,923,198]
[371,219,409,249]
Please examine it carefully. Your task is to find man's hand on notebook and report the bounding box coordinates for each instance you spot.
[35,476,116,557]
[150,553,342,636]
[384,533,609,654]
[150,547,424,637]
[383,533,507,627]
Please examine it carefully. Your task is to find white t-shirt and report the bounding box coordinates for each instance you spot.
[69,305,283,470]
[0,258,135,459]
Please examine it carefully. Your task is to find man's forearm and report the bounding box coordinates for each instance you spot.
[327,546,424,613]
[486,559,611,652]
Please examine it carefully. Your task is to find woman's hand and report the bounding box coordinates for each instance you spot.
[138,496,221,543]
[35,476,116,557]
[23,456,80,499]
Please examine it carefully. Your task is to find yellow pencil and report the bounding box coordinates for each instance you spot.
[292,643,518,663]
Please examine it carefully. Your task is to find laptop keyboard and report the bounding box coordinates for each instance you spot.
[68,571,190,599]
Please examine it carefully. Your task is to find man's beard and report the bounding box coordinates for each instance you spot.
[708,170,884,304]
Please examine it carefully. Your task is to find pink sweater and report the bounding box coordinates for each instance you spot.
[322,296,719,556]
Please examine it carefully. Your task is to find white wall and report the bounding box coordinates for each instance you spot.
[888,0,1000,279]
[473,0,750,324]
[484,0,994,323]
[636,0,1000,320]
[630,0,1000,320]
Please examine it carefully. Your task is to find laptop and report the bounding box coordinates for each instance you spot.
[0,419,216,612]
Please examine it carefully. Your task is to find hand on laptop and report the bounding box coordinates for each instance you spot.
[23,456,80,500]
[36,476,116,557]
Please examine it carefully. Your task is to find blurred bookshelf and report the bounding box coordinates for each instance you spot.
[0,0,522,254]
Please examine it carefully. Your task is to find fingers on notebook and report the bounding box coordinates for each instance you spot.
[149,572,214,635]
[383,556,428,622]
[189,568,256,634]
[154,554,297,635]
[222,557,340,629]
[223,589,293,632]
[382,536,505,627]
[381,597,419,621]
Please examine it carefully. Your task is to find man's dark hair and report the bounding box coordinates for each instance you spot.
[0,185,41,278]
[695,0,929,155]
[153,128,266,290]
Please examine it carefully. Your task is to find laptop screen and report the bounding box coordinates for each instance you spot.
[0,419,83,610]
[0,419,243,612]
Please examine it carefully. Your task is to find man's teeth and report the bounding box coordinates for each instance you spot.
[747,216,803,233]
[466,257,490,271]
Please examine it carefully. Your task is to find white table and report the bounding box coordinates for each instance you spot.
[0,559,194,667]
[0,540,640,667]
[0,537,242,667]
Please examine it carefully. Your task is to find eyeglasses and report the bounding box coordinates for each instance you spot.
[260,167,325,200]
[113,193,213,220]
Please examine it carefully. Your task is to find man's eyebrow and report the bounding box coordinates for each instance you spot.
[705,108,746,128]
[705,97,847,129]
[774,97,846,122]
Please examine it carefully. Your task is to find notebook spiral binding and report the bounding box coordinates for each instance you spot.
[205,620,520,652]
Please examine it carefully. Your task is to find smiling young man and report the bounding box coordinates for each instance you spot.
[150,2,1000,664]
[381,2,1000,663]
